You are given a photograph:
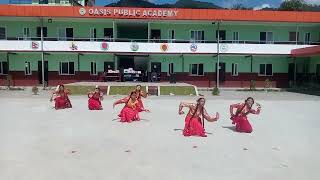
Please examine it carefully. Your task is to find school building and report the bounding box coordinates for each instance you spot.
[0,5,320,87]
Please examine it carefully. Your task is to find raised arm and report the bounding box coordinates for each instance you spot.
[178,102,194,115]
[140,90,147,98]
[113,96,129,108]
[250,104,261,115]
[203,108,219,122]
[230,103,241,116]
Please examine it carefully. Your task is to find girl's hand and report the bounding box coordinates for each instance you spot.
[179,111,184,115]
[145,109,150,112]
[215,112,220,120]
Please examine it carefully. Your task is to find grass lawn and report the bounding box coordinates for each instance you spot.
[65,85,97,95]
[109,86,146,95]
[160,86,196,96]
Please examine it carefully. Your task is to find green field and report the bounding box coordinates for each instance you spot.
[160,86,196,96]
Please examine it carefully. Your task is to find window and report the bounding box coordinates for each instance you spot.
[90,62,97,75]
[232,32,239,43]
[168,30,175,42]
[259,64,273,76]
[24,61,31,75]
[0,61,8,75]
[90,28,97,41]
[0,27,6,40]
[169,62,174,75]
[316,64,320,76]
[260,32,273,44]
[59,62,75,75]
[23,27,30,40]
[191,30,204,42]
[189,64,204,76]
[58,27,66,40]
[232,63,238,76]
[289,32,299,42]
[304,32,311,44]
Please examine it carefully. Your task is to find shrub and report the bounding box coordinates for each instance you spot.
[32,86,39,95]
[212,87,220,96]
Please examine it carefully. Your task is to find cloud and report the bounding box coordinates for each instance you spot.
[221,0,249,8]
[304,0,320,4]
[253,3,271,10]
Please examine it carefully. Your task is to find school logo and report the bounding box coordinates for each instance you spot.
[101,42,108,50]
[70,42,78,50]
[160,43,168,52]
[31,41,39,49]
[220,44,229,53]
[190,43,197,52]
[79,8,86,16]
[130,42,139,51]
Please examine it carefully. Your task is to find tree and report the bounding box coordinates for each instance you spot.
[279,0,307,11]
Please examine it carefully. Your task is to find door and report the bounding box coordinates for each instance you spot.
[151,29,161,40]
[104,62,114,72]
[38,61,48,85]
[66,28,73,40]
[104,28,113,39]
[216,62,226,82]
[37,27,48,38]
[151,62,161,73]
[216,30,226,41]
[288,63,295,81]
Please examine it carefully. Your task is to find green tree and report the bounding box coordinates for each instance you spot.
[279,0,307,11]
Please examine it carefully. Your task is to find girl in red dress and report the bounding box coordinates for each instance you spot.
[113,91,150,123]
[229,97,262,133]
[50,84,72,110]
[88,85,104,110]
[134,85,147,112]
[179,98,219,137]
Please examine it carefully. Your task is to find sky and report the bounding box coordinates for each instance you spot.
[0,0,320,9]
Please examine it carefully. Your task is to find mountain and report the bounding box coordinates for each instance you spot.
[105,0,221,9]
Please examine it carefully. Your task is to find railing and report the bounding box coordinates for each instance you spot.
[3,37,320,45]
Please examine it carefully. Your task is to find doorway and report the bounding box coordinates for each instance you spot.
[216,62,226,82]
[38,61,48,85]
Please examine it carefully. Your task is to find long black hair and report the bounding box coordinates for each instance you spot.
[191,97,205,128]
[235,97,254,116]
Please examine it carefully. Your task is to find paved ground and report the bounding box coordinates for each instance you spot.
[0,90,319,180]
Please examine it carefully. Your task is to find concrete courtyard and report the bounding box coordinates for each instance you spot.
[0,90,319,180]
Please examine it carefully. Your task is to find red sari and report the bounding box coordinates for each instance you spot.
[88,92,103,110]
[230,103,261,133]
[181,103,215,137]
[54,90,72,110]
[115,97,141,123]
[135,90,147,112]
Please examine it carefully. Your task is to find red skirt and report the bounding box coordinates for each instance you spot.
[88,98,102,110]
[118,107,140,123]
[54,96,72,110]
[183,115,206,137]
[231,116,253,133]
[137,99,144,112]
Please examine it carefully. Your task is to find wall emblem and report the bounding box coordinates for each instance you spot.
[101,42,108,50]
[160,43,168,52]
[130,42,139,51]
[220,44,229,53]
[70,42,78,50]
[31,41,39,49]
[79,8,86,16]
[190,43,197,52]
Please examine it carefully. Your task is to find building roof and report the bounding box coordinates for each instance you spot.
[0,5,320,23]
[291,46,320,57]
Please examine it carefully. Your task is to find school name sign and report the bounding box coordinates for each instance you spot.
[79,8,179,18]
